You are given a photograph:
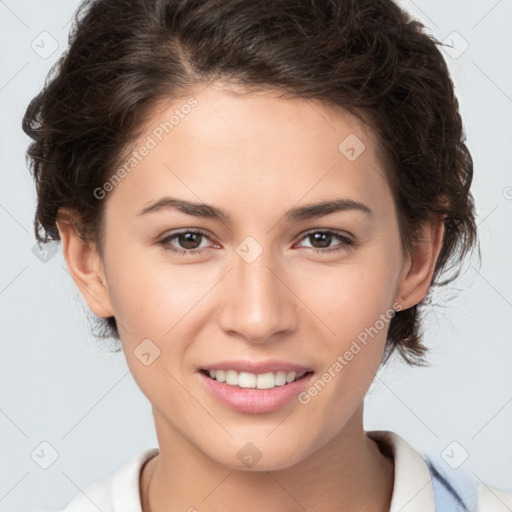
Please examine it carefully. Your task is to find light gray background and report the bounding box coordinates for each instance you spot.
[1,0,511,510]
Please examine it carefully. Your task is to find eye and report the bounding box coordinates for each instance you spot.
[158,229,214,256]
[295,230,355,254]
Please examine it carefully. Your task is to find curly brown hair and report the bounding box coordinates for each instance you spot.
[22,0,478,366]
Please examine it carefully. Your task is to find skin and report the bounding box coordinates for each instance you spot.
[57,82,444,512]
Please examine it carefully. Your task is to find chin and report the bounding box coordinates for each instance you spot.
[205,439,311,473]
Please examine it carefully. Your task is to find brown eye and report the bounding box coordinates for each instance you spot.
[175,232,203,250]
[308,232,334,249]
[296,230,355,253]
[158,229,213,256]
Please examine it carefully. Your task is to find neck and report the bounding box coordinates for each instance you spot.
[140,404,394,512]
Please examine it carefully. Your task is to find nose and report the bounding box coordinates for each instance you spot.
[217,250,298,343]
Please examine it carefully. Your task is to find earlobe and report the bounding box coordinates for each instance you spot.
[56,209,114,319]
[394,219,445,310]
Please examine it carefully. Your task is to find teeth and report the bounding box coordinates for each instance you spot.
[286,371,297,383]
[206,369,307,389]
[226,370,238,386]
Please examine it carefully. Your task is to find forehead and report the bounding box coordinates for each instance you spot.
[104,83,393,223]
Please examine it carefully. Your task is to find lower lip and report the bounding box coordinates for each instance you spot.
[198,371,314,414]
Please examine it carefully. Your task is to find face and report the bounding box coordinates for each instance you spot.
[62,83,438,471]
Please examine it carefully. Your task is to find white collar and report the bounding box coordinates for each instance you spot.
[111,447,158,511]
[367,430,436,512]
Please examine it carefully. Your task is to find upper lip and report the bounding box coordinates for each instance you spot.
[200,360,313,374]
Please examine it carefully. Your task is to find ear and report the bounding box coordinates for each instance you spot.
[394,217,445,310]
[56,209,114,319]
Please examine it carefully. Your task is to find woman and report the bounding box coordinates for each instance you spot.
[22,0,511,510]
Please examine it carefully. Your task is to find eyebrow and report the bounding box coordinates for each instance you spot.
[137,196,372,223]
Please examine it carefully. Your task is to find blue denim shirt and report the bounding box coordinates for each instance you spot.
[426,458,479,511]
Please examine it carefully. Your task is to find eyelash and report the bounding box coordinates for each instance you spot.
[157,229,355,257]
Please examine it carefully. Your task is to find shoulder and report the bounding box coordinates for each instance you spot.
[425,455,512,512]
[367,430,512,512]
[58,448,159,512]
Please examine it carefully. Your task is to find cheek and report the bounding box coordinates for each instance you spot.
[297,264,395,429]
[106,246,205,337]
[299,258,397,343]
[105,255,202,396]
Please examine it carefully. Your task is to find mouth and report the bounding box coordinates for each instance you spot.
[199,368,315,390]
[198,368,315,413]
